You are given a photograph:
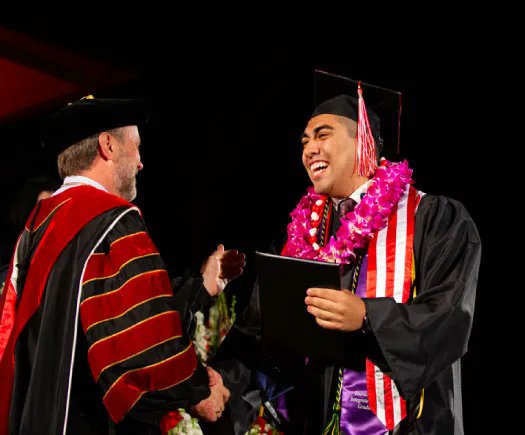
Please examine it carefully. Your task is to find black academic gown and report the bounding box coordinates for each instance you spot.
[209,194,481,435]
[0,187,211,435]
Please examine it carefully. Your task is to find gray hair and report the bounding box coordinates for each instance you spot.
[57,127,125,179]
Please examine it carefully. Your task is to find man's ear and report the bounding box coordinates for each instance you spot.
[98,132,114,161]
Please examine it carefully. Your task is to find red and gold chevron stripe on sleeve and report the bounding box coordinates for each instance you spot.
[103,341,198,423]
[82,231,159,285]
[78,223,203,423]
[87,310,183,381]
[80,269,172,333]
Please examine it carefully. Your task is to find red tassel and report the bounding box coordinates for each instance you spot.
[356,83,378,178]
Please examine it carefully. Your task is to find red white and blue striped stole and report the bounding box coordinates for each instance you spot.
[365,185,424,430]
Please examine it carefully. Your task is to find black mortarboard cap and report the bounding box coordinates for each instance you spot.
[312,70,402,158]
[41,96,150,155]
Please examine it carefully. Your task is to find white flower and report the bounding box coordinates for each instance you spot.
[167,409,203,435]
[315,199,323,206]
[193,311,209,363]
[312,242,320,251]
[311,211,319,221]
[309,227,317,237]
[192,293,234,364]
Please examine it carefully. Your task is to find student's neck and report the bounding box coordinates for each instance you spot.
[333,176,368,199]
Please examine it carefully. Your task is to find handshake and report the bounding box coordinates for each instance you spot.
[191,366,230,422]
[188,244,243,422]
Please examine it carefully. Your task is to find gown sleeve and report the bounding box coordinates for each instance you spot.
[171,274,214,339]
[78,210,210,427]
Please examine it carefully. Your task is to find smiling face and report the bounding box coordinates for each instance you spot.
[301,114,366,198]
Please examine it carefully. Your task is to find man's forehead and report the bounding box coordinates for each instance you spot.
[305,114,355,133]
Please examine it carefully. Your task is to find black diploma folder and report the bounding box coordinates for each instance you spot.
[255,251,348,364]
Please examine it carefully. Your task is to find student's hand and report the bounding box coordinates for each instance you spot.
[202,244,246,296]
[305,287,366,331]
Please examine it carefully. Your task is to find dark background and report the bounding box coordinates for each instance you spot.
[0,19,504,432]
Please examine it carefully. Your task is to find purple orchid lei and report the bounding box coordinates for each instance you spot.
[285,160,413,264]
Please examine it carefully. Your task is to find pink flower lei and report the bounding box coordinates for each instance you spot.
[285,160,413,264]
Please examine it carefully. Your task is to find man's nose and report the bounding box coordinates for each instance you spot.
[303,140,320,158]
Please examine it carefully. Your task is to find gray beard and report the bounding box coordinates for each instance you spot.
[114,164,137,201]
[118,178,136,201]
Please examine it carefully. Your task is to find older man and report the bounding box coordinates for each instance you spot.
[0,97,245,434]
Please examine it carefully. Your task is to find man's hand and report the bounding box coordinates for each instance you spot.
[191,371,230,421]
[202,244,246,297]
[206,366,222,387]
[305,287,366,331]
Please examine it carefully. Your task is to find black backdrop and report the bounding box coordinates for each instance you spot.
[0,22,503,433]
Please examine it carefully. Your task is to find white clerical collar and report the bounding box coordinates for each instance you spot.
[332,179,374,207]
[52,175,108,196]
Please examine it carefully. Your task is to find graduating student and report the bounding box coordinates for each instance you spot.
[212,72,481,435]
